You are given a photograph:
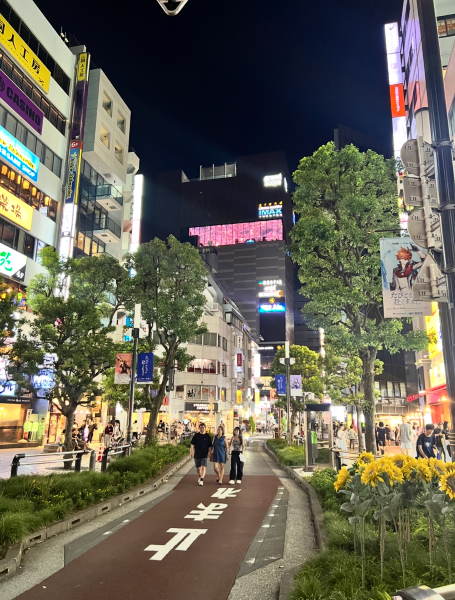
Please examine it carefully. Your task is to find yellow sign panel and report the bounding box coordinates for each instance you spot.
[0,14,51,93]
[255,391,260,406]
[236,390,242,405]
[77,53,88,81]
[0,188,33,230]
[425,302,443,359]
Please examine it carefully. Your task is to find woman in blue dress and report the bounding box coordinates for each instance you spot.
[211,426,229,484]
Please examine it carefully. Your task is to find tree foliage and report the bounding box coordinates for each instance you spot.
[124,236,207,444]
[9,248,123,451]
[290,143,428,452]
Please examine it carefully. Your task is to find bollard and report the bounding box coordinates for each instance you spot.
[101,447,110,472]
[74,452,83,473]
[10,453,25,477]
[89,449,96,471]
[335,451,341,472]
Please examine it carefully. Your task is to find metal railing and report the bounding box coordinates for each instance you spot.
[330,446,365,471]
[93,215,121,238]
[101,444,132,472]
[96,184,124,207]
[11,449,96,477]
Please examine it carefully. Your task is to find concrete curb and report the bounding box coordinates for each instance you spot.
[0,453,191,582]
[263,443,326,552]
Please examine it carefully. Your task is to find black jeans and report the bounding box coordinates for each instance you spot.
[230,451,243,481]
[349,439,355,449]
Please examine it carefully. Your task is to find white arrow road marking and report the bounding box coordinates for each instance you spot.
[144,528,207,561]
[184,503,228,521]
[211,487,241,499]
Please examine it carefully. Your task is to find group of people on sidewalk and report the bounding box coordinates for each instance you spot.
[190,422,246,486]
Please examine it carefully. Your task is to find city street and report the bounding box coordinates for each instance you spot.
[1,439,316,600]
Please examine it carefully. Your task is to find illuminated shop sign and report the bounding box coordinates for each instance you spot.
[0,125,39,182]
[184,402,219,413]
[0,70,43,134]
[258,289,283,298]
[259,279,282,286]
[385,23,407,159]
[0,187,33,230]
[259,302,285,313]
[258,203,283,219]
[0,242,27,280]
[189,220,283,246]
[0,14,51,93]
[390,84,405,118]
[263,174,283,187]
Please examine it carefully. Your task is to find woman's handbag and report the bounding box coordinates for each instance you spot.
[239,453,246,463]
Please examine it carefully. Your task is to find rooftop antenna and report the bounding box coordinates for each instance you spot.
[156,0,189,16]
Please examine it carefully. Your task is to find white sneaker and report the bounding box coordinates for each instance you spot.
[229,480,235,484]
[199,479,204,486]
[236,480,242,484]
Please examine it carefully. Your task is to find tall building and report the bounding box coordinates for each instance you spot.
[382,0,455,429]
[0,0,141,445]
[154,152,297,379]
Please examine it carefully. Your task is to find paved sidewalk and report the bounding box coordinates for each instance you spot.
[2,441,316,600]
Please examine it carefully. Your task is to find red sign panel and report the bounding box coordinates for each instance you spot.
[237,353,243,367]
[390,84,406,118]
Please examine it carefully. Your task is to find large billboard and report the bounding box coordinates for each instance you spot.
[380,237,432,318]
[0,125,39,182]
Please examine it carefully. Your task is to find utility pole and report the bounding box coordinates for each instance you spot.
[411,0,455,427]
[126,303,141,444]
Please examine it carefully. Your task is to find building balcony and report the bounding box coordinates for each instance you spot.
[93,216,121,244]
[95,184,124,211]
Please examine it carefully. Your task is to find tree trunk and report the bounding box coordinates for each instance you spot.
[355,401,365,452]
[62,408,75,470]
[360,348,378,454]
[145,402,159,446]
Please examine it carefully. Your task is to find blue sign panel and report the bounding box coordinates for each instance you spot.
[65,140,82,204]
[137,353,154,383]
[275,374,286,396]
[0,124,39,181]
[259,204,283,219]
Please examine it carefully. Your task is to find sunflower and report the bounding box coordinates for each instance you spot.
[361,462,385,487]
[428,457,447,478]
[334,466,351,492]
[390,454,409,469]
[361,458,403,487]
[356,451,375,471]
[414,460,432,483]
[440,472,455,500]
[401,457,420,480]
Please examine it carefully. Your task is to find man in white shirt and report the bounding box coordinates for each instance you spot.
[399,416,412,456]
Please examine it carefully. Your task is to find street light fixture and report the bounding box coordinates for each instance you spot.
[156,0,190,15]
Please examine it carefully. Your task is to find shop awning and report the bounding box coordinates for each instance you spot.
[407,384,447,404]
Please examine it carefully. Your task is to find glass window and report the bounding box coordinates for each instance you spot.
[31,187,40,210]
[28,32,38,54]
[23,234,34,258]
[44,148,53,171]
[15,122,26,145]
[1,54,13,78]
[4,112,16,136]
[22,78,32,100]
[448,18,455,35]
[400,383,407,398]
[49,107,58,128]
[32,88,41,108]
[46,55,55,78]
[102,92,112,116]
[12,226,19,250]
[52,155,62,177]
[2,221,15,247]
[25,130,36,154]
[0,162,8,188]
[387,382,394,398]
[77,232,84,250]
[8,169,19,195]
[117,112,126,133]
[12,67,23,89]
[100,124,110,148]
[0,104,6,128]
[20,178,31,204]
[40,98,50,120]
[114,142,123,164]
[35,139,43,162]
[37,44,48,66]
[84,235,91,256]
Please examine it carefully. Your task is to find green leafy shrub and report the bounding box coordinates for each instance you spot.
[0,444,188,549]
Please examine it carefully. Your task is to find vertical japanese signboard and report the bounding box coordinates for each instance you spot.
[115,353,132,384]
[275,374,286,396]
[380,237,432,318]
[137,353,154,384]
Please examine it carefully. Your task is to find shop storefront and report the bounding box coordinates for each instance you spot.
[0,397,32,444]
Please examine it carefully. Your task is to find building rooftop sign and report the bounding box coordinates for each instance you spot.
[263,174,283,187]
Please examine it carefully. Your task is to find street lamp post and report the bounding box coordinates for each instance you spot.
[126,303,141,445]
[285,341,291,446]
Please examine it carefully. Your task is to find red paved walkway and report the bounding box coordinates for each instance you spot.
[16,473,280,600]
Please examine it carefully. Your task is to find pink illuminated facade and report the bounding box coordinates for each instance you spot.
[189,219,283,246]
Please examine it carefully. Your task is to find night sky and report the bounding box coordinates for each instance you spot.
[34,0,402,240]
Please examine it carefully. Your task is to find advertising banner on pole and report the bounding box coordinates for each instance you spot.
[290,375,302,397]
[275,374,286,396]
[380,237,432,318]
[115,353,132,384]
[137,353,154,384]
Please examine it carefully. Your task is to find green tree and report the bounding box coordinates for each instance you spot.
[124,236,207,444]
[270,344,324,439]
[290,143,428,452]
[9,249,126,452]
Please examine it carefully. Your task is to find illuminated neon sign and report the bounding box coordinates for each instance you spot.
[259,203,283,219]
[263,174,282,187]
[259,303,285,313]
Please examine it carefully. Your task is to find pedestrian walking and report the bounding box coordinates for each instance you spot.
[376,422,387,455]
[434,422,446,460]
[132,420,138,440]
[399,416,412,456]
[177,421,183,441]
[104,421,114,448]
[190,422,213,486]
[211,426,229,484]
[443,421,452,461]
[394,426,400,446]
[347,425,356,450]
[229,426,245,484]
[157,420,165,439]
[385,424,391,446]
[417,424,438,459]
[87,422,97,443]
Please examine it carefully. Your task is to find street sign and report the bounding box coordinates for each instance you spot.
[279,357,295,365]
[412,254,448,302]
[402,176,438,208]
[407,209,442,250]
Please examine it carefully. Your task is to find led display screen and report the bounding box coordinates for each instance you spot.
[189,219,283,246]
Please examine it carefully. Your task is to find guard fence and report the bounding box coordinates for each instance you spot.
[10,444,134,477]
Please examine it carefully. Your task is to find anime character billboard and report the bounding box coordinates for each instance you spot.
[380,237,432,318]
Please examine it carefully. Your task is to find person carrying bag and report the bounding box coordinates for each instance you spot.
[229,426,245,484]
